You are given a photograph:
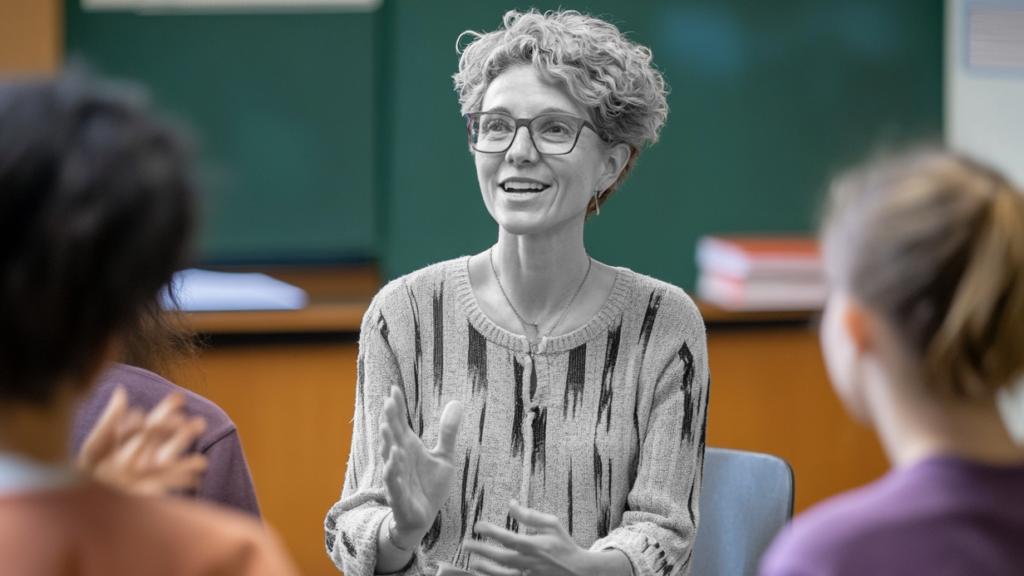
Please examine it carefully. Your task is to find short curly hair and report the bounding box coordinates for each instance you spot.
[454,9,669,215]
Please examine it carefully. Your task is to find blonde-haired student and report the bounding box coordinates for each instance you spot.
[759,149,1024,576]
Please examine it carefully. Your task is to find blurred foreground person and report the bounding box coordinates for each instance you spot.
[0,73,298,575]
[72,302,262,516]
[760,149,1024,576]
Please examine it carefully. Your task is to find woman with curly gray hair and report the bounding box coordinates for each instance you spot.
[326,10,710,576]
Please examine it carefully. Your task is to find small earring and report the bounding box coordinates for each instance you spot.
[593,192,601,216]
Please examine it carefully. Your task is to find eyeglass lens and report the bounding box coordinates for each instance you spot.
[471,112,583,155]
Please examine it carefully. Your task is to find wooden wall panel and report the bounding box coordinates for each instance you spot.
[704,326,891,513]
[195,343,357,576]
[0,0,62,76]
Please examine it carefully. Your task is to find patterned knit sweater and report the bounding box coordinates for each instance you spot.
[325,257,710,576]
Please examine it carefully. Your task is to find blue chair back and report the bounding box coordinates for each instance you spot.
[690,447,795,576]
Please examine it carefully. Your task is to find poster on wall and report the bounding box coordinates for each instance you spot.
[82,0,381,12]
[946,0,1024,187]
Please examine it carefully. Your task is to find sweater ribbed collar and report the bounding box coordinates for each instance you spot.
[450,256,633,355]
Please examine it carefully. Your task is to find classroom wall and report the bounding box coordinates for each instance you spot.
[60,0,943,288]
[377,0,943,289]
[64,1,379,264]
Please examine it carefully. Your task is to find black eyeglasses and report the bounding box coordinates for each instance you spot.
[465,111,605,155]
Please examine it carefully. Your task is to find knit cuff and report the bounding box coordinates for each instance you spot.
[327,505,391,576]
[592,530,685,576]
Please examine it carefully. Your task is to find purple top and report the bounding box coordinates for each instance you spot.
[759,455,1024,576]
[70,363,261,518]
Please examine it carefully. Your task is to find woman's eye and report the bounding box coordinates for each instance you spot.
[482,118,513,133]
[538,120,572,136]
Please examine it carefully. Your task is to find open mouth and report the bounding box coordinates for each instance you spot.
[500,181,550,193]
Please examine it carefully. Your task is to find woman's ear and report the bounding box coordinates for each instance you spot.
[599,143,632,192]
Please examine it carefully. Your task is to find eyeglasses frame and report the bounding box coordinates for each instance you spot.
[465,111,607,156]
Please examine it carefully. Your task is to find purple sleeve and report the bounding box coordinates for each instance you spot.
[73,363,263,518]
[197,428,262,518]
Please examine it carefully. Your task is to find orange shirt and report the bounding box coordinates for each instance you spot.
[0,480,300,576]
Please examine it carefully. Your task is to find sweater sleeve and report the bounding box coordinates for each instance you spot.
[590,300,710,576]
[324,288,430,576]
[197,429,262,518]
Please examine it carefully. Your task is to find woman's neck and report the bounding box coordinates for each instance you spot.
[864,360,1024,468]
[492,224,592,320]
[467,216,619,341]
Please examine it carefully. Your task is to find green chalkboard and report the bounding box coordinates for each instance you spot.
[65,1,378,264]
[377,0,942,289]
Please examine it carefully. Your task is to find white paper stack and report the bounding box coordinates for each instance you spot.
[696,236,826,311]
[164,268,309,311]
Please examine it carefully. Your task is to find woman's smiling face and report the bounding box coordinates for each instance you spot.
[474,65,622,236]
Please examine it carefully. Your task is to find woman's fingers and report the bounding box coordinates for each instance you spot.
[434,400,463,457]
[382,445,405,496]
[379,420,396,462]
[384,386,413,444]
[508,499,562,533]
[469,557,522,576]
[472,521,530,552]
[462,538,523,566]
[437,562,476,576]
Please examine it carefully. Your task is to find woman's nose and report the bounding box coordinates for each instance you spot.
[505,125,539,164]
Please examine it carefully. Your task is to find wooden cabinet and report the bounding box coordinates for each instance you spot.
[196,342,357,576]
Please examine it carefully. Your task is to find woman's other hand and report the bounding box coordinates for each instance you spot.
[464,499,632,576]
[380,385,463,547]
[79,387,208,496]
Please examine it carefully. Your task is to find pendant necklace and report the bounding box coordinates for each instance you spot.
[489,246,592,346]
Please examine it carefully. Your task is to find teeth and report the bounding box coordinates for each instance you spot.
[502,182,546,191]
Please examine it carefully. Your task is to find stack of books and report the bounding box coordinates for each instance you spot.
[696,236,826,311]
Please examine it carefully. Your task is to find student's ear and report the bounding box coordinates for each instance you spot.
[841,298,873,355]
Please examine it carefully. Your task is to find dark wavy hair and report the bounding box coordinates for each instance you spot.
[0,72,195,404]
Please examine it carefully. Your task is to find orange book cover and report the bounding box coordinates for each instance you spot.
[706,236,820,258]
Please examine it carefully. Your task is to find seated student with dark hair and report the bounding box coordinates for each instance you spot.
[0,72,298,574]
[759,149,1024,576]
[72,301,262,516]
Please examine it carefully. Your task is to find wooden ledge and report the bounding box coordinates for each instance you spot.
[185,265,378,335]
[696,299,819,325]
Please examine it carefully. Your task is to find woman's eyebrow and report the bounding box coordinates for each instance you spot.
[539,107,575,115]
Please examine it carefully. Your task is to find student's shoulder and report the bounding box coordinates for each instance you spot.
[759,475,935,576]
[101,363,235,439]
[91,483,299,574]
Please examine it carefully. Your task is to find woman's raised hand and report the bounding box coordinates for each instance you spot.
[380,386,463,547]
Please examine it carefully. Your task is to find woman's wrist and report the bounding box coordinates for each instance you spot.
[375,512,421,574]
[387,512,425,551]
[579,549,633,576]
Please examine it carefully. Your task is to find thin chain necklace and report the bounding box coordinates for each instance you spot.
[489,246,593,343]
